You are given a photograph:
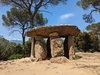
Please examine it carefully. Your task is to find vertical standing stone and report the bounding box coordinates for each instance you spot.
[31,37,35,58]
[34,36,47,61]
[68,36,75,59]
[49,32,64,58]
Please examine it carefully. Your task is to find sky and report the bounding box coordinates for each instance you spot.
[0,0,100,41]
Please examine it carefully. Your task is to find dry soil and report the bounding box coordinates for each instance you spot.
[0,52,100,75]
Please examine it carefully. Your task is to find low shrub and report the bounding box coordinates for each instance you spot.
[8,54,23,60]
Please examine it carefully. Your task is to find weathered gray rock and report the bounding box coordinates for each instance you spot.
[69,46,75,59]
[49,32,59,37]
[31,37,35,58]
[50,37,64,57]
[26,25,80,60]
[26,25,80,38]
[35,36,43,41]
[68,36,75,59]
[35,36,47,61]
[50,56,68,63]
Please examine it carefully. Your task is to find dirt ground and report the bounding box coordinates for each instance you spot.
[0,52,100,75]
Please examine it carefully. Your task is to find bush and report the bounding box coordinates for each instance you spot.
[7,39,31,60]
[22,38,31,57]
[75,32,91,52]
[74,32,99,52]
[8,54,24,60]
[0,36,10,60]
[0,37,31,60]
[89,49,95,53]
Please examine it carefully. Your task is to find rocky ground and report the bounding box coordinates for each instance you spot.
[0,52,100,75]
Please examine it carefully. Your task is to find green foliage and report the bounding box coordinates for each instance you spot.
[22,38,31,57]
[2,8,48,28]
[75,32,99,52]
[0,0,67,28]
[89,32,99,52]
[86,22,100,34]
[86,23,100,52]
[8,39,31,60]
[7,39,31,60]
[2,7,48,45]
[0,0,67,7]
[86,23,99,31]
[34,13,48,27]
[1,0,66,46]
[0,36,9,50]
[77,0,100,23]
[75,32,91,52]
[0,36,9,60]
[8,54,24,60]
[0,36,31,60]
[77,0,100,10]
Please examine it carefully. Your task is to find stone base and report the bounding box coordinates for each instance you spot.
[50,56,68,63]
[69,46,75,59]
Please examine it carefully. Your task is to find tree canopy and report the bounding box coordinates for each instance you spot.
[86,22,100,32]
[86,22,100,40]
[77,0,100,23]
[2,7,48,45]
[0,0,67,28]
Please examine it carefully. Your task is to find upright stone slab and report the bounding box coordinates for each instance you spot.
[49,32,64,58]
[34,36,47,61]
[31,37,35,58]
[68,36,75,59]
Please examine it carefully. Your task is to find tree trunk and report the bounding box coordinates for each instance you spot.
[30,17,34,28]
[22,35,25,45]
[22,25,25,45]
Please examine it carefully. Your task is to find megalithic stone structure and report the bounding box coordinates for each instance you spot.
[49,32,64,58]
[26,25,80,60]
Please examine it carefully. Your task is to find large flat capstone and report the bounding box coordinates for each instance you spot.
[26,25,80,38]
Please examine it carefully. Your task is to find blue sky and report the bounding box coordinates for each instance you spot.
[0,0,100,41]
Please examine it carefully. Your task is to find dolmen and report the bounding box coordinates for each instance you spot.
[26,25,80,62]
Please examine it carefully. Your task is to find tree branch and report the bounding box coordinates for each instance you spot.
[11,0,28,12]
[11,0,23,8]
[41,0,50,7]
[83,9,98,23]
[21,0,29,9]
[9,29,22,36]
[30,0,44,28]
[38,10,52,15]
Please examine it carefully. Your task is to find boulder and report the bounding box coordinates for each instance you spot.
[35,36,43,41]
[50,56,68,63]
[68,36,75,59]
[69,46,75,59]
[49,32,59,37]
[50,37,64,57]
[35,36,47,61]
